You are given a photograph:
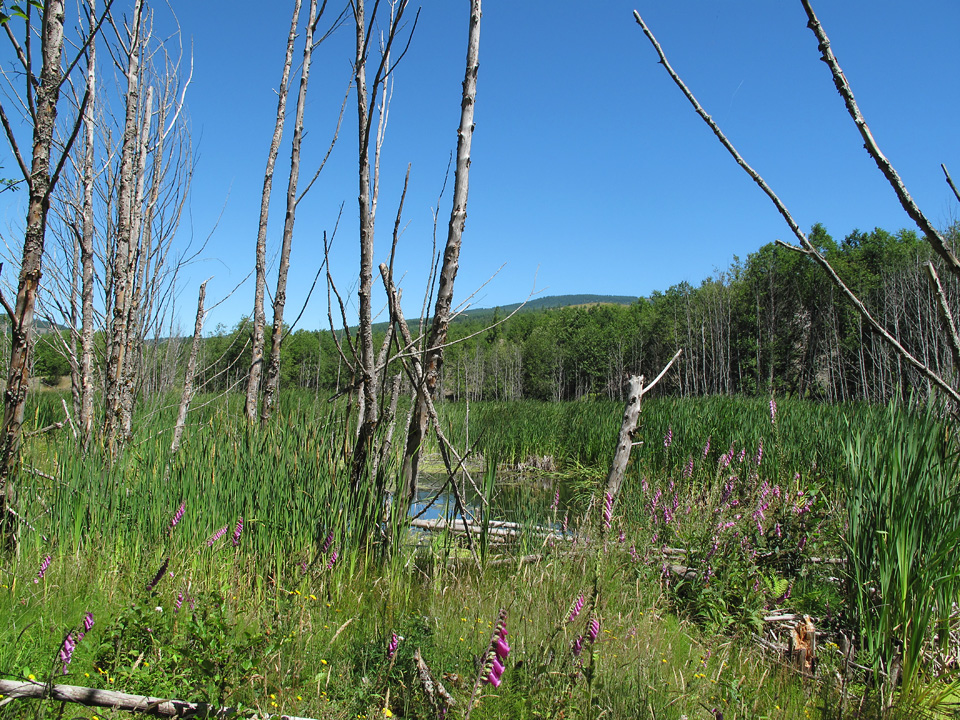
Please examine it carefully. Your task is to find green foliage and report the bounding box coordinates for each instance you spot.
[842,400,960,701]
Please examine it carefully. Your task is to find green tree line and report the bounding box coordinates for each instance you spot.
[21,222,958,405]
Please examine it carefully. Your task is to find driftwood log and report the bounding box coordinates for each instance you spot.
[0,678,315,719]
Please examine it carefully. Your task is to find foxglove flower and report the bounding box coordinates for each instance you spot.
[770,397,777,425]
[34,555,52,584]
[232,517,244,547]
[326,548,339,570]
[483,609,510,687]
[549,489,559,512]
[702,436,711,460]
[321,530,334,553]
[587,617,600,644]
[567,593,585,624]
[755,438,764,466]
[59,632,76,674]
[169,501,185,531]
[207,525,229,547]
[175,591,184,613]
[387,632,400,659]
[663,426,673,448]
[572,635,584,657]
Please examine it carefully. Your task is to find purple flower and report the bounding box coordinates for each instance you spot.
[59,632,76,674]
[755,438,764,466]
[587,618,600,644]
[169,501,185,531]
[629,544,639,562]
[146,558,170,592]
[321,530,334,553]
[663,426,673,449]
[702,436,711,460]
[326,549,339,570]
[604,492,614,530]
[550,489,559,512]
[770,397,777,425]
[484,610,510,686]
[34,555,51,584]
[567,593,585,624]
[683,456,694,479]
[175,592,184,613]
[387,632,400,659]
[572,635,584,657]
[232,517,244,547]
[206,525,229,547]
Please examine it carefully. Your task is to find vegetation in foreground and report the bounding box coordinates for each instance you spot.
[1,392,958,719]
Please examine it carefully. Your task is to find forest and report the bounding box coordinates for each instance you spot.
[32,220,945,408]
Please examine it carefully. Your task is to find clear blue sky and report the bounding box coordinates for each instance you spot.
[5,1,960,333]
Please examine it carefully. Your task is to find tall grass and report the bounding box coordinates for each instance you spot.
[842,400,960,703]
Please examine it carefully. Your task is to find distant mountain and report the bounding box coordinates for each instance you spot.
[454,293,638,323]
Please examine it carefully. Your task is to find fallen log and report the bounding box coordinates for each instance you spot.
[0,678,314,719]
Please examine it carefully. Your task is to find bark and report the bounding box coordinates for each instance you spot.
[400,0,481,501]
[245,0,302,422]
[0,678,317,720]
[77,96,96,441]
[261,0,319,424]
[0,0,68,546]
[103,0,145,448]
[170,280,207,455]
[351,0,380,485]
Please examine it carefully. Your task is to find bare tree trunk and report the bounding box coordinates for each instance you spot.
[79,0,96,448]
[261,0,320,424]
[400,0,481,501]
[351,0,380,484]
[170,280,207,455]
[0,0,70,545]
[103,0,145,448]
[245,0,302,423]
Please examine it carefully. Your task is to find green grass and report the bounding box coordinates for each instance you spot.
[1,391,955,719]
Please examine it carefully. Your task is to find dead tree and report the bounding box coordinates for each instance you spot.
[260,0,323,424]
[633,3,960,405]
[244,0,302,423]
[349,0,418,487]
[0,0,112,545]
[399,0,482,504]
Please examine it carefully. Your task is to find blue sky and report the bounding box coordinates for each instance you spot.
[5,1,960,333]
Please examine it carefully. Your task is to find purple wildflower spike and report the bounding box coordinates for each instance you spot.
[232,517,244,547]
[169,501,185,531]
[207,525,229,547]
[770,397,777,425]
[175,592,184,613]
[567,593,585,624]
[321,530,334,553]
[550,488,559,512]
[702,436,711,460]
[603,492,614,530]
[326,548,339,570]
[387,632,400,659]
[587,617,600,644]
[572,635,584,657]
[146,558,170,592]
[755,438,764,466]
[34,555,51,584]
[59,632,76,674]
[683,456,694,479]
[663,426,673,448]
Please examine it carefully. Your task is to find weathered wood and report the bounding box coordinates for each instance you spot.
[170,280,208,454]
[0,678,315,719]
[604,375,644,501]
